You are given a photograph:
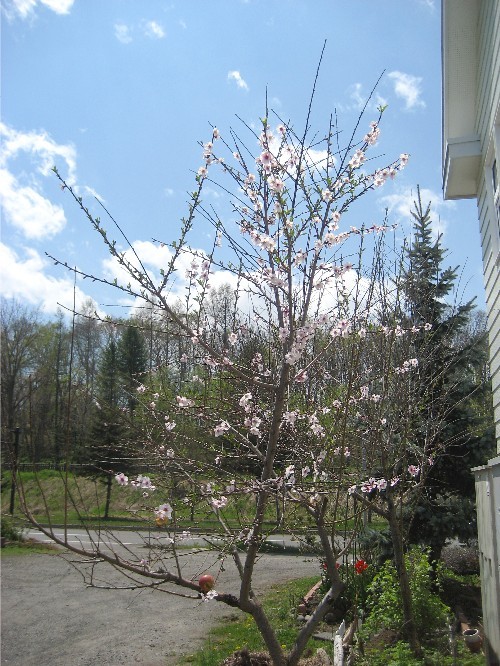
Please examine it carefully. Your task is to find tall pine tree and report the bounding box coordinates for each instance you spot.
[117,324,148,416]
[88,337,127,519]
[403,189,495,558]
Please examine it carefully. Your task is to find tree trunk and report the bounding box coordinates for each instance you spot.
[104,473,112,520]
[387,498,422,656]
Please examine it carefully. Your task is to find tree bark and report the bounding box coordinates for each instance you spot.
[386,497,422,656]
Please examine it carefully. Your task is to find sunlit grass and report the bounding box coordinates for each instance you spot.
[179,576,328,665]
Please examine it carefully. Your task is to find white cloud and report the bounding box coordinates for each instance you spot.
[102,240,174,289]
[340,82,388,113]
[142,20,165,39]
[228,70,249,92]
[83,185,105,202]
[40,0,73,13]
[164,187,174,197]
[114,22,133,44]
[0,123,77,239]
[2,0,74,20]
[417,0,435,10]
[0,122,77,183]
[0,169,67,238]
[0,243,97,314]
[387,71,425,110]
[115,19,166,43]
[379,187,455,238]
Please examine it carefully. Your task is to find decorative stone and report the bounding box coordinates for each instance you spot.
[315,647,332,665]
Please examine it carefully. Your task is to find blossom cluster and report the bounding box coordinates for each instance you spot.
[349,464,422,496]
[114,473,156,490]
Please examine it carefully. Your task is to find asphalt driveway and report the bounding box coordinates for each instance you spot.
[1,547,320,665]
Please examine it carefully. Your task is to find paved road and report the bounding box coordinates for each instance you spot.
[25,528,307,552]
[1,540,320,665]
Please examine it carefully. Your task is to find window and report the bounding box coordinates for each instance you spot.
[493,159,500,234]
[487,117,500,265]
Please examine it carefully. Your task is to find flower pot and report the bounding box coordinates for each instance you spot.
[463,628,482,653]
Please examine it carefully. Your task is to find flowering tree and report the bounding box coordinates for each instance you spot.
[18,66,447,663]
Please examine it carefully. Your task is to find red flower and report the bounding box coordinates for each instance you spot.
[354,559,368,574]
[321,562,341,572]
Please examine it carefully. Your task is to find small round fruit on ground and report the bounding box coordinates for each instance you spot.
[199,574,215,592]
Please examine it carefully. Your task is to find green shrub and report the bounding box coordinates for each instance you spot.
[1,515,22,542]
[357,640,485,666]
[362,547,451,639]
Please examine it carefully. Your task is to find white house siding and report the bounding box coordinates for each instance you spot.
[443,2,500,663]
[476,0,500,449]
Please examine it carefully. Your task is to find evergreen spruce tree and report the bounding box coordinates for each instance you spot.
[117,324,148,416]
[403,189,495,558]
[89,337,127,519]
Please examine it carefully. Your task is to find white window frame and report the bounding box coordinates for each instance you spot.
[486,120,500,266]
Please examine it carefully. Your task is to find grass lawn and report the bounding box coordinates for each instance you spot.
[179,576,328,665]
[2,470,387,535]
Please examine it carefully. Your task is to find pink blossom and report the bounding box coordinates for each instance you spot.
[294,369,308,383]
[239,392,253,408]
[115,473,129,486]
[176,396,194,408]
[132,475,156,490]
[284,465,296,486]
[202,590,218,602]
[364,122,380,146]
[211,496,228,510]
[228,332,238,346]
[154,502,173,520]
[349,149,365,169]
[214,421,230,437]
[248,416,262,437]
[282,410,298,426]
[268,176,285,193]
[408,465,420,478]
[259,150,274,170]
[136,384,146,394]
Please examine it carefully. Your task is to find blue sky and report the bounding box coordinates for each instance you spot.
[1,0,486,316]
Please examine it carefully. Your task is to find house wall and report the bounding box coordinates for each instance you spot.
[476,0,500,450]
[443,3,500,663]
[473,3,500,664]
[474,457,500,666]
